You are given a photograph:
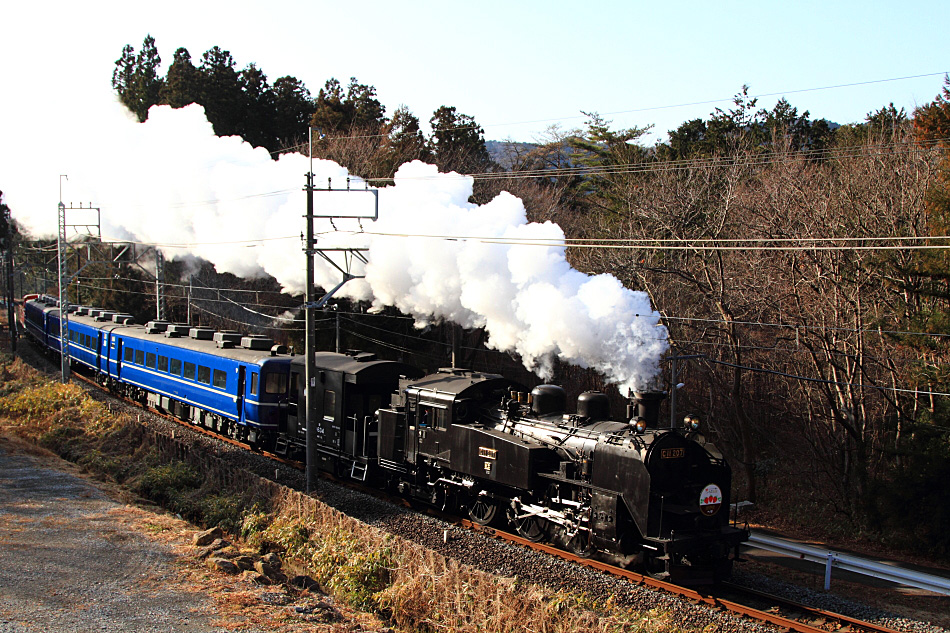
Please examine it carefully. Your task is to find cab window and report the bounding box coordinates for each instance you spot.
[250,372,259,396]
[418,404,446,429]
[264,372,287,395]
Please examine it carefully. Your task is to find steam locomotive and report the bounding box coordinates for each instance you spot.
[20,295,747,583]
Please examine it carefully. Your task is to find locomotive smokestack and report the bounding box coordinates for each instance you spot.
[632,391,666,428]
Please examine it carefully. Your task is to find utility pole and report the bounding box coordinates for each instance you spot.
[155,249,166,320]
[666,354,702,428]
[57,200,70,384]
[305,170,317,492]
[1,193,16,353]
[302,131,379,492]
[3,250,15,354]
[335,306,340,353]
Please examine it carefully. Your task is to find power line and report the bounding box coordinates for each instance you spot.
[659,313,950,340]
[267,70,949,149]
[25,265,950,342]
[703,357,950,398]
[490,71,950,131]
[466,138,944,180]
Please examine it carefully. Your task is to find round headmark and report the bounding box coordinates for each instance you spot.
[699,483,723,516]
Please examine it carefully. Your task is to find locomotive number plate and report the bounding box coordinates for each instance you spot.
[661,447,685,459]
[478,447,497,460]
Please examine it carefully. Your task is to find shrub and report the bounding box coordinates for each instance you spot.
[135,461,202,508]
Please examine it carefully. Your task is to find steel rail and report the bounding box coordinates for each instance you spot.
[459,522,905,633]
[722,582,910,633]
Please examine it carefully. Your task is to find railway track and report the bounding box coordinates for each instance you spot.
[447,511,905,633]
[53,352,908,633]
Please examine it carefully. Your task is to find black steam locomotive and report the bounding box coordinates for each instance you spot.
[21,296,747,584]
[284,353,747,584]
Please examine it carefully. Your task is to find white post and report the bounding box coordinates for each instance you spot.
[824,552,834,591]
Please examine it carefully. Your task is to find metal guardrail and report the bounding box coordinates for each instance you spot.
[747,531,950,596]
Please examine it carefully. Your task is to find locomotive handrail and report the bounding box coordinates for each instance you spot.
[747,531,950,595]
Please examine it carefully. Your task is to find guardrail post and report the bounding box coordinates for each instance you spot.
[824,552,834,591]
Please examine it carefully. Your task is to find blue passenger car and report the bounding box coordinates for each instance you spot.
[28,298,293,450]
[22,296,66,353]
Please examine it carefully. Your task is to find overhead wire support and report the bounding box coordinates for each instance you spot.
[57,199,70,383]
[303,129,380,492]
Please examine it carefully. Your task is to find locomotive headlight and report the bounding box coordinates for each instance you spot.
[684,414,700,430]
[633,417,647,433]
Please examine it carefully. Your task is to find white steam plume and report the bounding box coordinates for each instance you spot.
[12,103,668,391]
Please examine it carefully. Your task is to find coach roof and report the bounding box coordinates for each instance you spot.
[66,312,290,364]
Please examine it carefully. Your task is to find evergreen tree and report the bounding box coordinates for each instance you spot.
[237,63,273,149]
[428,105,492,174]
[270,76,314,152]
[197,46,244,137]
[111,35,164,122]
[567,112,650,201]
[378,105,431,176]
[0,192,12,251]
[310,77,386,136]
[112,44,137,110]
[160,47,201,108]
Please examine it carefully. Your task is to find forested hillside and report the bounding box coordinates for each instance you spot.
[20,36,950,558]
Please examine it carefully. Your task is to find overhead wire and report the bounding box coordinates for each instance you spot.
[24,266,950,342]
[702,357,950,398]
[23,268,950,396]
[266,70,949,149]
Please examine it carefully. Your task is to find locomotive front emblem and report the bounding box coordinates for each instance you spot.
[699,483,723,516]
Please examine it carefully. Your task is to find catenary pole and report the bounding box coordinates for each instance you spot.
[305,166,317,493]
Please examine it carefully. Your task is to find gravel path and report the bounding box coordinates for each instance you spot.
[0,438,222,633]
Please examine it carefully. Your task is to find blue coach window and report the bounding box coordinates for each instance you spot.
[146,353,156,369]
[158,356,168,372]
[135,350,144,365]
[213,369,227,389]
[124,348,133,362]
[265,373,287,395]
[197,366,211,385]
[170,358,182,375]
[184,362,196,380]
[250,372,259,396]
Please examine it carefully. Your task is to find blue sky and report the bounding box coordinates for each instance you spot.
[1,0,948,215]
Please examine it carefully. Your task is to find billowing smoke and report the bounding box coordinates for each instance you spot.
[12,103,668,391]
